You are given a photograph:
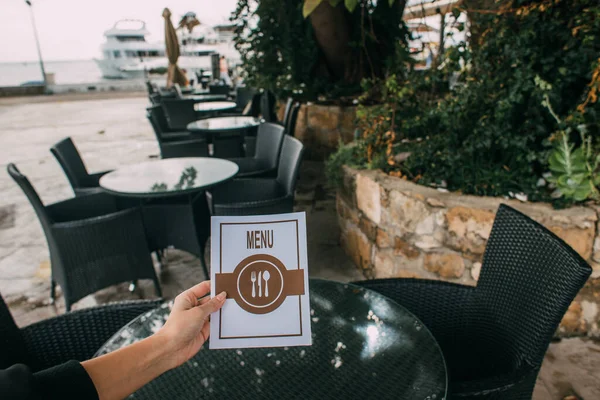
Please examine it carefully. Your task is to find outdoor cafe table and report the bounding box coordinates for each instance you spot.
[186,116,261,135]
[99,158,238,198]
[95,279,448,399]
[187,94,228,102]
[194,101,237,114]
[99,158,239,275]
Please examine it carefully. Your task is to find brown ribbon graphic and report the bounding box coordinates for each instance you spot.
[215,254,305,314]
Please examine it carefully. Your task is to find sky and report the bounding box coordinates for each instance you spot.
[0,0,238,63]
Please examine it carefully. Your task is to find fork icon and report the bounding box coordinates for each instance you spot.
[250,271,257,298]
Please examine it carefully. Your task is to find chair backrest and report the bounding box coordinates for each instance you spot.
[50,137,91,189]
[470,204,591,377]
[276,135,305,195]
[255,123,285,170]
[160,98,198,131]
[245,93,262,118]
[149,92,161,105]
[146,105,173,135]
[0,293,29,369]
[173,83,184,99]
[7,163,53,235]
[209,84,231,96]
[146,109,165,147]
[260,90,277,122]
[285,102,300,136]
[236,86,256,111]
[282,98,293,126]
[145,80,155,95]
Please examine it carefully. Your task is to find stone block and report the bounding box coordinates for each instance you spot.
[548,225,595,260]
[427,198,445,208]
[336,195,359,225]
[294,105,308,141]
[446,206,495,255]
[388,190,430,235]
[307,105,340,131]
[341,223,372,270]
[339,108,357,143]
[424,253,465,279]
[394,237,420,259]
[356,174,381,224]
[376,229,392,248]
[559,301,586,335]
[471,262,482,281]
[415,214,436,235]
[593,236,600,263]
[373,250,423,279]
[414,236,441,250]
[359,216,377,241]
[339,168,357,207]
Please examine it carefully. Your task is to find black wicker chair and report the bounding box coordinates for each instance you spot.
[226,122,285,178]
[50,137,111,196]
[0,293,161,371]
[7,164,162,312]
[285,102,301,137]
[260,90,277,122]
[235,87,257,114]
[209,84,231,96]
[207,135,304,216]
[160,98,204,131]
[146,106,209,158]
[352,204,592,399]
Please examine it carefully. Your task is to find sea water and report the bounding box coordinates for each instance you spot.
[0,59,110,86]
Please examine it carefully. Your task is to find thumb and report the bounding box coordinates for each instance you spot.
[198,291,227,318]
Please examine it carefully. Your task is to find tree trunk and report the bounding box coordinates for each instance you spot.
[309,2,352,81]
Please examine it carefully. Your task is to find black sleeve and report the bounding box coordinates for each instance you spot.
[0,360,99,400]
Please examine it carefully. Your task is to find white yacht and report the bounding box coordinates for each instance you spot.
[94,20,166,79]
[95,19,239,80]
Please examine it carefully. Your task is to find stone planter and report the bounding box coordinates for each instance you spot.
[337,166,600,337]
[277,103,357,159]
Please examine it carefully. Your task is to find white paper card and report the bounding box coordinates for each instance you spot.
[209,212,312,349]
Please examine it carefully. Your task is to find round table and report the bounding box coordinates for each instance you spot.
[187,116,261,134]
[188,94,227,102]
[194,101,237,113]
[99,158,239,198]
[96,279,447,400]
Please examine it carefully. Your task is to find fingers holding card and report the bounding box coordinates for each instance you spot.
[209,212,312,349]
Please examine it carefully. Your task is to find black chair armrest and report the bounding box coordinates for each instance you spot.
[46,193,118,223]
[87,170,112,187]
[51,205,138,230]
[451,362,539,399]
[352,278,475,357]
[21,299,163,371]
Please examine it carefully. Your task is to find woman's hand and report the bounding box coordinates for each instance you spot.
[157,281,226,368]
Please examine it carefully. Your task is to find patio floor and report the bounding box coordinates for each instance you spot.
[0,92,598,399]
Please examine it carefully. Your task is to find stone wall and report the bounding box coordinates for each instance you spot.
[278,103,357,159]
[337,166,600,337]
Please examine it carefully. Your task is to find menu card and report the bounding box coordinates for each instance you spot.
[209,212,312,349]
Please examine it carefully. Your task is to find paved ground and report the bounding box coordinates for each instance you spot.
[0,93,599,399]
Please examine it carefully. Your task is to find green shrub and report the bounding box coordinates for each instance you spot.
[328,0,600,205]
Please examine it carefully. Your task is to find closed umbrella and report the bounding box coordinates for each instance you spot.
[163,8,188,87]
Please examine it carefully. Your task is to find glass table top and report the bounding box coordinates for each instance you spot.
[187,116,261,133]
[99,158,239,198]
[188,94,227,102]
[96,279,447,399]
[194,101,237,112]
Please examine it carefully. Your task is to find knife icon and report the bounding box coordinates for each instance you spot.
[258,271,262,298]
